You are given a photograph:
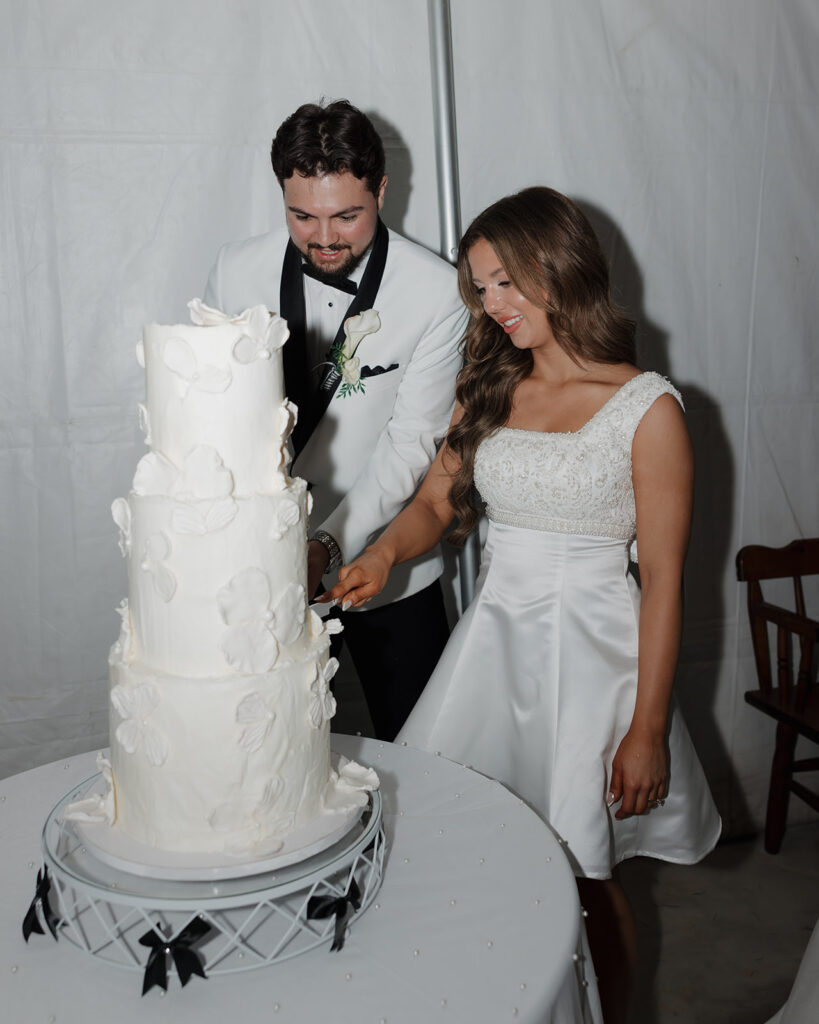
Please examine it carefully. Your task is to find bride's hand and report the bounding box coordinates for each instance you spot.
[316,547,393,609]
[607,726,668,819]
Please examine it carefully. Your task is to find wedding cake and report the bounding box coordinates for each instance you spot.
[67,300,377,856]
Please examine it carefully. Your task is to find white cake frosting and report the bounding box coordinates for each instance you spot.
[69,300,377,855]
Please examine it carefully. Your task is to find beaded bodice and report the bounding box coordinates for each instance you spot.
[473,372,683,542]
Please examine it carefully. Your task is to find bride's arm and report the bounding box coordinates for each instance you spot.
[318,407,463,609]
[609,393,694,819]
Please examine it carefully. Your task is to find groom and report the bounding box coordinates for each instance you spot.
[203,99,467,740]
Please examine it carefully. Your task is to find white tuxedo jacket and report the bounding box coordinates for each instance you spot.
[204,226,468,609]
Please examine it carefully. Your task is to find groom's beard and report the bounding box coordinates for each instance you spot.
[304,242,368,285]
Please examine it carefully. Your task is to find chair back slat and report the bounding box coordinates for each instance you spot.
[794,577,806,618]
[747,581,772,692]
[776,626,792,703]
[796,633,816,712]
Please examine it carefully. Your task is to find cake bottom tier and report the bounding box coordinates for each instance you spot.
[108,644,335,854]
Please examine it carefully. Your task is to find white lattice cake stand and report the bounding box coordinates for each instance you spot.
[31,766,384,992]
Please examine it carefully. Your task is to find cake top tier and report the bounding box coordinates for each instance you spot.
[137,300,293,496]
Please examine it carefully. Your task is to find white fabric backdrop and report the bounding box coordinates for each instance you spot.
[2,0,817,836]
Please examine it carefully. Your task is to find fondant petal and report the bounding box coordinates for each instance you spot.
[217,567,270,624]
[143,727,169,767]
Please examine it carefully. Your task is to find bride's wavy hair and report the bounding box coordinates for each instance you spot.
[446,187,636,547]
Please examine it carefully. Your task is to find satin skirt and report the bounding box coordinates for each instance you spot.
[398,523,722,879]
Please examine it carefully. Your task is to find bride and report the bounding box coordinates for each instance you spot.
[320,187,721,1023]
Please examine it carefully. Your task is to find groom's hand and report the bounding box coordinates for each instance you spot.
[307,540,330,601]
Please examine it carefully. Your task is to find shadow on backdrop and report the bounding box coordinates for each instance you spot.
[367,110,413,241]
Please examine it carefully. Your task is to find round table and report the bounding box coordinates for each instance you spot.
[1,735,602,1023]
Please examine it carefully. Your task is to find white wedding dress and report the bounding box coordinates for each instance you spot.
[397,372,721,879]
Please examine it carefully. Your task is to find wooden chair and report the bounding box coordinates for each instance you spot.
[736,539,819,853]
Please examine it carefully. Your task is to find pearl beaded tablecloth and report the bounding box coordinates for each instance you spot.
[1,735,602,1024]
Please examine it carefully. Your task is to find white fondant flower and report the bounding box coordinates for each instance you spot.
[276,399,299,472]
[175,445,234,499]
[111,497,131,556]
[171,498,238,535]
[162,336,232,398]
[271,583,306,644]
[218,566,270,623]
[322,773,368,814]
[64,753,116,824]
[187,299,289,365]
[306,491,313,516]
[217,568,279,673]
[186,298,261,328]
[137,402,152,444]
[110,599,134,662]
[232,316,289,364]
[337,757,380,792]
[233,303,269,344]
[140,532,176,602]
[221,623,279,674]
[271,496,301,540]
[218,570,305,660]
[236,691,276,753]
[187,298,231,326]
[111,683,169,766]
[278,399,299,443]
[134,447,239,534]
[308,657,338,729]
[309,609,344,641]
[133,452,178,496]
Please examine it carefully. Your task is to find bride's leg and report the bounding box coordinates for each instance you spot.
[576,875,636,1024]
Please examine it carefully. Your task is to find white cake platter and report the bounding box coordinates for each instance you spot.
[34,767,385,982]
[69,776,365,882]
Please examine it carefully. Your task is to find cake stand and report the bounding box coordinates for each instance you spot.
[27,764,385,993]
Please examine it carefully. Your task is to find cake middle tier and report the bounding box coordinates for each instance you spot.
[121,481,310,677]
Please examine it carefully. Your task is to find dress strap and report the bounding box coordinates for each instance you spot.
[603,372,684,445]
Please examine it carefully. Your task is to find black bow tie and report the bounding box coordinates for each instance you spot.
[301,261,358,296]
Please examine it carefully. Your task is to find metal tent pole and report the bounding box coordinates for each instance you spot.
[427,0,480,610]
[428,0,461,264]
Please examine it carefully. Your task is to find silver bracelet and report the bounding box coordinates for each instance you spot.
[309,530,343,573]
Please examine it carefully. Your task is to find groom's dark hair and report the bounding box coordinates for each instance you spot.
[271,99,386,197]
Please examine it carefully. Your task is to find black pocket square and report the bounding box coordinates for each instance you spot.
[359,362,399,379]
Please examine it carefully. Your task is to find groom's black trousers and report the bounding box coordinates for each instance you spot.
[329,580,451,742]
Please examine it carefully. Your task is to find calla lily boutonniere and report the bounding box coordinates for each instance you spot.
[332,309,381,397]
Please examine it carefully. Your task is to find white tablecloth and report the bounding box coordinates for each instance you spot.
[1,735,602,1023]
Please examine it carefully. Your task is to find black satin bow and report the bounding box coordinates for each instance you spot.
[22,865,60,942]
[301,261,358,296]
[138,916,211,995]
[307,877,362,952]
